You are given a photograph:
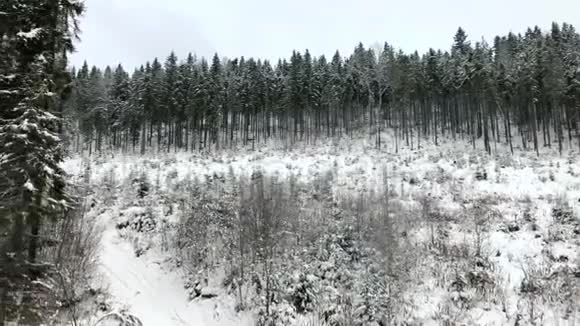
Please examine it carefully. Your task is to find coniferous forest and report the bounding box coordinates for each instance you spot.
[2,1,580,324]
[69,23,580,156]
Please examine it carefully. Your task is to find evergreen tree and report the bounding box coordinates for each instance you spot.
[108,64,130,150]
[163,52,179,151]
[208,53,224,148]
[149,58,165,150]
[0,0,85,274]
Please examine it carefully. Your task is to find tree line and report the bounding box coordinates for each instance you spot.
[67,23,580,156]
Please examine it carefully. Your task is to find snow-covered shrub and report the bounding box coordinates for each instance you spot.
[93,311,143,326]
[163,157,177,166]
[420,195,453,255]
[256,302,296,326]
[454,156,467,169]
[288,273,318,313]
[468,153,479,165]
[131,235,152,257]
[551,203,575,224]
[406,174,419,185]
[116,207,156,233]
[250,153,265,162]
[567,157,575,176]
[497,154,513,168]
[222,265,240,293]
[434,296,471,326]
[474,166,487,181]
[351,268,394,326]
[429,223,451,257]
[465,256,496,301]
[298,315,332,326]
[427,153,440,163]
[313,169,334,202]
[131,172,150,199]
[516,260,553,325]
[184,278,203,300]
[435,166,452,184]
[467,198,501,257]
[145,159,160,170]
[498,221,521,233]
[519,194,533,204]
[448,267,471,308]
[541,264,579,320]
[166,168,178,181]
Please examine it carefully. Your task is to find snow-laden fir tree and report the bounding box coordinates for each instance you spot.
[0,0,84,276]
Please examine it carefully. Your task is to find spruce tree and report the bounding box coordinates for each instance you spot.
[163,52,179,151]
[208,53,224,148]
[0,0,84,276]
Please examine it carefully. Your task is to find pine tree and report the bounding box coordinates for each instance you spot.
[88,66,108,152]
[326,51,344,137]
[163,52,179,152]
[175,54,195,150]
[126,66,147,154]
[310,55,327,141]
[0,0,84,275]
[149,58,165,150]
[108,64,130,151]
[208,53,224,149]
[288,51,304,142]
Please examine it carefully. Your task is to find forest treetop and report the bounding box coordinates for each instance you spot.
[67,22,580,155]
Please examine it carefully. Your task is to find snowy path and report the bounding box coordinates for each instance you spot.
[98,220,220,326]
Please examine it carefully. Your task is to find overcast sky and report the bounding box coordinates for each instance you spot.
[71,0,580,70]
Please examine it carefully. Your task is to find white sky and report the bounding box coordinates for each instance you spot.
[71,0,580,70]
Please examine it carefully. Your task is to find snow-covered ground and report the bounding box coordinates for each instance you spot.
[82,181,254,326]
[99,219,221,326]
[64,135,580,326]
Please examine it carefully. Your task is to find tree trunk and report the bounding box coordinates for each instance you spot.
[531,102,539,156]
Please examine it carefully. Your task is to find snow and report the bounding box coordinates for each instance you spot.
[23,180,36,192]
[100,227,209,325]
[487,231,543,289]
[67,134,580,326]
[31,280,54,290]
[17,28,42,39]
[97,207,252,326]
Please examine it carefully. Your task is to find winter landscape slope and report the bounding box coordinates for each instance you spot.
[64,136,580,326]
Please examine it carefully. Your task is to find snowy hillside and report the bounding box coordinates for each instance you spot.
[5,3,580,326]
[64,137,580,326]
